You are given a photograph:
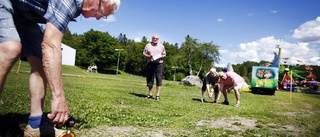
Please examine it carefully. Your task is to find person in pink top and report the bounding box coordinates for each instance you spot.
[218,71,248,107]
[143,34,166,101]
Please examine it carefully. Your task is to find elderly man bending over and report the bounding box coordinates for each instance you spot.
[201,68,220,103]
[218,71,248,107]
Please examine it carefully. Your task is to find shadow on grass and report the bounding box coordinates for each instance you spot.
[0,113,88,136]
[0,113,28,136]
[192,98,212,103]
[129,93,148,98]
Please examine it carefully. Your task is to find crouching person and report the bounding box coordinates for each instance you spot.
[201,68,220,103]
[218,71,248,107]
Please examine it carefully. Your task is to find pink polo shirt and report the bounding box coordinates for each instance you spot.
[143,42,166,63]
[220,71,245,87]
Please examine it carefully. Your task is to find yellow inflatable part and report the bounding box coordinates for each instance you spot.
[56,130,75,137]
[241,87,251,92]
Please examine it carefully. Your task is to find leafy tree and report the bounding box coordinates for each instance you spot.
[75,29,120,70]
[62,28,74,46]
[117,33,128,44]
[195,42,220,77]
[180,35,199,76]
[124,40,147,75]
[162,42,180,80]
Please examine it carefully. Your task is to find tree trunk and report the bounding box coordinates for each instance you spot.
[196,59,204,76]
[188,53,193,75]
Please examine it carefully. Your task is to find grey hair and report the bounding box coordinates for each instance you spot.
[152,34,159,39]
[103,0,121,14]
[210,68,216,73]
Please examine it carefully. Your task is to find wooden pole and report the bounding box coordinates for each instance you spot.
[290,70,293,103]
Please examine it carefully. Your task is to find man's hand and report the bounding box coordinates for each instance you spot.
[43,22,68,125]
[48,97,68,125]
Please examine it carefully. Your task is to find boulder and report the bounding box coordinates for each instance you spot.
[181,75,202,87]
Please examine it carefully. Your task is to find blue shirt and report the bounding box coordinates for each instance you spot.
[11,0,83,33]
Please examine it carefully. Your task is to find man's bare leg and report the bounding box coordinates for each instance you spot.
[28,56,47,116]
[0,41,21,93]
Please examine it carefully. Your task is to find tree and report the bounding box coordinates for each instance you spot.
[124,41,147,75]
[195,42,220,77]
[75,29,120,70]
[62,28,74,47]
[180,35,199,75]
[117,33,128,44]
[162,42,180,80]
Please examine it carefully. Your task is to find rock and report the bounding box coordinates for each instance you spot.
[181,75,202,87]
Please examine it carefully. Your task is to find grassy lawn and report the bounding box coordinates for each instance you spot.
[1,61,320,137]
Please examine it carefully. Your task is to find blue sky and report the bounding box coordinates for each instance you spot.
[68,0,320,67]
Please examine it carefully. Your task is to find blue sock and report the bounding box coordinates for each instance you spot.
[28,115,42,129]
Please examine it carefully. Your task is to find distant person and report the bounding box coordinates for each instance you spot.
[92,64,98,73]
[87,65,93,72]
[0,0,120,136]
[201,68,220,103]
[218,71,248,107]
[143,34,166,101]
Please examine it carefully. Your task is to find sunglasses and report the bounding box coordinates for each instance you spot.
[98,0,108,19]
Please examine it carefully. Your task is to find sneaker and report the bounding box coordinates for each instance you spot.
[222,101,229,105]
[145,95,153,99]
[24,125,66,137]
[201,98,206,102]
[156,96,160,101]
[235,103,240,107]
[24,125,41,137]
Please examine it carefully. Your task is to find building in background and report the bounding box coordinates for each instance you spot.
[61,43,76,66]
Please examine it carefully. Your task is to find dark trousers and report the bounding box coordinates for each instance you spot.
[146,63,163,87]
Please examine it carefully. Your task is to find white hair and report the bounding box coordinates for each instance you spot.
[103,0,121,14]
[152,34,160,39]
[218,72,226,78]
[210,68,216,73]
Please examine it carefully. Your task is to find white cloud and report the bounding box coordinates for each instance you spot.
[270,10,278,14]
[217,17,320,66]
[247,13,254,16]
[103,15,117,23]
[217,18,224,22]
[218,49,230,54]
[292,16,320,44]
[134,37,141,42]
[219,36,320,66]
[98,15,117,27]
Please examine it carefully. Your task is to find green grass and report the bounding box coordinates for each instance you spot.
[1,61,320,136]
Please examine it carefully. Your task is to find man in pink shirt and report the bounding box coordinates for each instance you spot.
[218,71,248,107]
[143,34,166,101]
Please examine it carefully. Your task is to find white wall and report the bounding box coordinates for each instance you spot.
[61,43,76,66]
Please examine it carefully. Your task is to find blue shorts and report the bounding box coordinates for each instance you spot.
[0,0,43,60]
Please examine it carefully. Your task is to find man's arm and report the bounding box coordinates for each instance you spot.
[143,46,152,59]
[206,83,211,93]
[42,22,68,125]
